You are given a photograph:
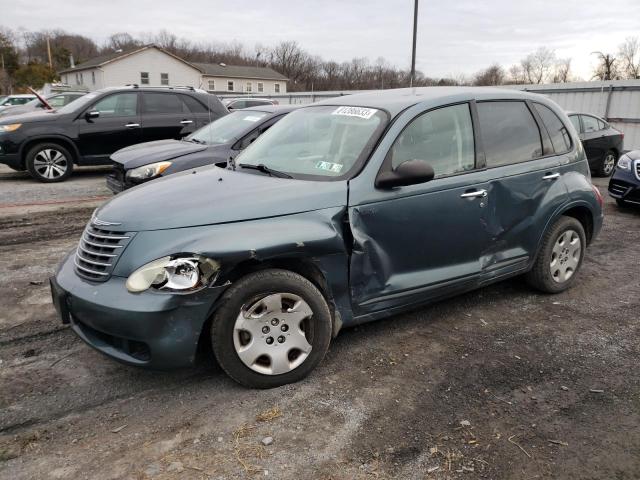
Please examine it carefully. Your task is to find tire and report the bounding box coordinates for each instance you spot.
[26,143,74,182]
[525,216,586,294]
[616,199,628,208]
[596,150,616,177]
[211,268,332,389]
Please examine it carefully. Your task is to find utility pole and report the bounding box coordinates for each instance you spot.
[46,36,53,68]
[410,0,419,87]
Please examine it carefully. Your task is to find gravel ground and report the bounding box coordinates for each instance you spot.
[0,174,638,479]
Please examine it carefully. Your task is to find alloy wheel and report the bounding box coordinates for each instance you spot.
[33,149,68,179]
[550,229,581,283]
[602,153,616,176]
[233,292,313,375]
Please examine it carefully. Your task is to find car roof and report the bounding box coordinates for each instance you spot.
[313,87,547,117]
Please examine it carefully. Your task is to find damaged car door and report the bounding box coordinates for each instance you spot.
[348,102,490,316]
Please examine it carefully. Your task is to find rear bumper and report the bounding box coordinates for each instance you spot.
[608,168,640,205]
[52,251,227,368]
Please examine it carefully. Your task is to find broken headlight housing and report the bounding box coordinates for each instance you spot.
[125,255,220,293]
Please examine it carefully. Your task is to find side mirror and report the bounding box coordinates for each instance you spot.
[85,110,100,120]
[375,159,435,189]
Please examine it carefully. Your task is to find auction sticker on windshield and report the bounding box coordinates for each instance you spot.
[331,106,378,119]
[315,161,343,173]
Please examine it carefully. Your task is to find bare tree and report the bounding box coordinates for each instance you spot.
[473,64,505,86]
[507,64,526,84]
[618,37,640,79]
[552,58,572,83]
[522,47,556,84]
[591,51,619,80]
[107,33,140,52]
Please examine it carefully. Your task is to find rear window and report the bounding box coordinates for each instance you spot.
[181,95,208,113]
[142,93,183,114]
[477,101,543,167]
[533,103,571,153]
[569,115,581,132]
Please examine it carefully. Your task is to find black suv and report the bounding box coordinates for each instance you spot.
[0,86,228,182]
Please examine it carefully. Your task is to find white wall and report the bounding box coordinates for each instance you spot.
[203,75,287,94]
[62,68,105,91]
[102,48,201,89]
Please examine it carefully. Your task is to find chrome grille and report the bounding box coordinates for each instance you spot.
[635,160,640,181]
[74,223,134,281]
[608,181,627,196]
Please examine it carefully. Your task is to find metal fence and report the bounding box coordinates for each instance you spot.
[220,80,640,150]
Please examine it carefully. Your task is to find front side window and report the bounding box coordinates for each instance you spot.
[227,81,234,92]
[141,93,182,114]
[389,103,475,177]
[258,82,264,93]
[236,105,388,180]
[581,115,600,133]
[477,101,542,167]
[533,103,571,153]
[161,73,169,85]
[140,72,149,85]
[274,83,281,93]
[91,93,138,117]
[48,95,67,107]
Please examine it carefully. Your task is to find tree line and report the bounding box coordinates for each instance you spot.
[1,27,639,95]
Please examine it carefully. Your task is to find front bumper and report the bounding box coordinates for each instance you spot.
[51,251,226,368]
[608,167,640,205]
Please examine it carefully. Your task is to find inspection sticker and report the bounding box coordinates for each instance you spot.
[315,161,344,173]
[331,106,378,119]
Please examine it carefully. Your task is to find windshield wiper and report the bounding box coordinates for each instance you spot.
[186,137,207,145]
[238,163,293,179]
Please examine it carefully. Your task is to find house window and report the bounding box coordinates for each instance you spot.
[274,83,280,93]
[141,72,149,85]
[208,79,215,91]
[246,82,252,93]
[161,73,169,85]
[257,82,264,93]
[227,81,234,91]
[92,71,95,85]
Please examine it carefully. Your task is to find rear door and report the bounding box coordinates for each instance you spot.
[476,100,570,281]
[140,92,196,142]
[76,92,141,164]
[181,94,216,129]
[580,114,608,166]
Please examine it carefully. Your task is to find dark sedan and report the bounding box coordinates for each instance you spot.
[608,150,640,207]
[567,112,624,177]
[106,105,297,193]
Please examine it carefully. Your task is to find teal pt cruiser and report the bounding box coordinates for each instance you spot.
[51,87,604,388]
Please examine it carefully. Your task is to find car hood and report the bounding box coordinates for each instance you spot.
[0,109,62,124]
[111,139,214,168]
[94,165,348,231]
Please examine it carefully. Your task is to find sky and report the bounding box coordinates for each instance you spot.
[4,0,640,80]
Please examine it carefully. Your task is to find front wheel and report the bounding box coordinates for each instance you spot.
[525,216,586,293]
[596,150,617,177]
[26,143,74,182]
[211,269,332,389]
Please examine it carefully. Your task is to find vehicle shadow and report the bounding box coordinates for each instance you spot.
[0,166,112,182]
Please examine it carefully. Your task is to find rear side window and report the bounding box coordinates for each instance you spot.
[569,115,581,133]
[533,103,571,153]
[581,115,600,133]
[597,119,607,130]
[477,101,542,167]
[142,93,183,114]
[181,95,208,113]
[389,103,475,177]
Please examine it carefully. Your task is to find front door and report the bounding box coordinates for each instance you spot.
[76,92,141,164]
[348,103,490,316]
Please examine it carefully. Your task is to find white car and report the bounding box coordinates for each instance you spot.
[0,94,37,109]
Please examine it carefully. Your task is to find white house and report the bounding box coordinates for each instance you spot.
[58,45,288,95]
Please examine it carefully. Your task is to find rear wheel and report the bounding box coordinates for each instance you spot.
[26,143,74,182]
[596,150,616,177]
[211,269,332,389]
[526,216,586,293]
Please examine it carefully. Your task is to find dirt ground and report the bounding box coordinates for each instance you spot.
[0,168,639,480]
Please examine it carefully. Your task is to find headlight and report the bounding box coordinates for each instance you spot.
[126,161,172,181]
[0,123,22,132]
[617,155,631,170]
[125,255,220,293]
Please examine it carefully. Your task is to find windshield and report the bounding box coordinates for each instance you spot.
[235,105,387,180]
[186,110,269,145]
[57,91,100,114]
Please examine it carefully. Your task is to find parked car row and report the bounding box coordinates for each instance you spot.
[0,91,85,118]
[49,87,606,388]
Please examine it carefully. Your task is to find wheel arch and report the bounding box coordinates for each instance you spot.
[20,135,80,168]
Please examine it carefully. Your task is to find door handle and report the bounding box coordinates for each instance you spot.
[180,120,194,125]
[124,123,140,128]
[460,189,487,199]
[543,173,560,180]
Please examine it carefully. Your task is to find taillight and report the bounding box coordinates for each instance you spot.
[592,184,604,208]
